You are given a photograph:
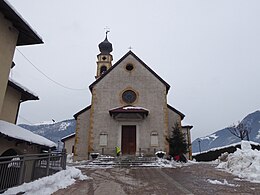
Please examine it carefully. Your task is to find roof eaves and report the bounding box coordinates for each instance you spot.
[73,105,91,119]
[182,125,193,130]
[167,104,185,120]
[0,0,43,46]
[8,80,39,101]
[61,133,75,142]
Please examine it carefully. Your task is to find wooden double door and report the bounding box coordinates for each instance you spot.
[121,125,136,155]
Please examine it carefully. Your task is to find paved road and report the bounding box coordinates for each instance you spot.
[54,163,260,195]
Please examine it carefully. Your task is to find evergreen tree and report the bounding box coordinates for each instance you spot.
[167,123,188,157]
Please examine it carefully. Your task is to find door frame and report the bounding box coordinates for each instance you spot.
[118,123,139,155]
[121,125,136,155]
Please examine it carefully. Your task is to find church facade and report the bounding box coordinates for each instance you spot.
[73,34,192,161]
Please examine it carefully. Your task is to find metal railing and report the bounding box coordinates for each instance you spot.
[0,150,67,193]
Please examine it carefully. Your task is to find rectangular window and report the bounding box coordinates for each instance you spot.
[100,133,108,146]
[151,132,158,147]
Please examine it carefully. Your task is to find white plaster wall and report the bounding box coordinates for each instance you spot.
[91,54,168,156]
[74,109,90,161]
[0,86,21,123]
[63,137,75,155]
[168,108,182,135]
[0,13,19,112]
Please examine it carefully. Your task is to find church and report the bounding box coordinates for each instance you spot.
[73,33,192,161]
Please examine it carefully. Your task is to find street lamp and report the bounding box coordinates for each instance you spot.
[198,140,201,153]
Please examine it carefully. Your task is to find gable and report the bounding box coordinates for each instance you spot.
[89,51,170,93]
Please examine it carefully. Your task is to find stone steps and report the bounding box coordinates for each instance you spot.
[86,156,159,168]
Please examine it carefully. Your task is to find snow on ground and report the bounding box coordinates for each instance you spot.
[206,179,239,187]
[3,167,89,195]
[141,158,194,168]
[216,141,260,183]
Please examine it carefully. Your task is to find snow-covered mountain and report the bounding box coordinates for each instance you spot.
[192,110,260,153]
[19,119,76,144]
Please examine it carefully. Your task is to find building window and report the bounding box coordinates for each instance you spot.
[151,132,159,147]
[122,90,137,104]
[100,66,107,75]
[125,63,134,71]
[100,133,108,146]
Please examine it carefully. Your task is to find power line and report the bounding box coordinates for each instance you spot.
[18,115,33,125]
[16,48,89,91]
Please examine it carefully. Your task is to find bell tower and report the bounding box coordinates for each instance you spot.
[96,31,113,79]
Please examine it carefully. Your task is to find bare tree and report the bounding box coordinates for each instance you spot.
[228,121,251,141]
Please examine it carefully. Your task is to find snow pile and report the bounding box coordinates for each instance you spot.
[155,151,166,155]
[207,179,239,187]
[3,167,89,195]
[0,120,56,147]
[217,141,260,183]
[67,154,74,163]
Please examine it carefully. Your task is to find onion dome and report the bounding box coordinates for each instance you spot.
[98,33,113,54]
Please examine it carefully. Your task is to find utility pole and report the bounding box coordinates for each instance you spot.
[198,140,201,153]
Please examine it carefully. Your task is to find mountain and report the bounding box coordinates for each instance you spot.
[19,119,76,145]
[192,110,260,153]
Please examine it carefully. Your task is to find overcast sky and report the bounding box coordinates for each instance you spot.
[8,0,260,141]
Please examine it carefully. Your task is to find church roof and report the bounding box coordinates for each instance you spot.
[73,105,91,119]
[167,104,185,120]
[98,34,113,54]
[89,50,171,93]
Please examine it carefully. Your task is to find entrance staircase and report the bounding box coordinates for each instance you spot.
[85,155,158,168]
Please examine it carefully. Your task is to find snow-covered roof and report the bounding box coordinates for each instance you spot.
[8,77,39,101]
[0,120,56,148]
[0,0,43,46]
[193,141,260,156]
[61,133,75,142]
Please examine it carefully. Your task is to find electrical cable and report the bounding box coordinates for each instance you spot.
[18,115,33,125]
[16,48,89,91]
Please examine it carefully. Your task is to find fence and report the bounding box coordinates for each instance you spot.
[0,150,67,193]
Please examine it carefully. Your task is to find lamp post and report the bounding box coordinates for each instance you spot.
[198,140,201,153]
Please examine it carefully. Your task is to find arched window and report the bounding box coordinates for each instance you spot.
[100,66,107,75]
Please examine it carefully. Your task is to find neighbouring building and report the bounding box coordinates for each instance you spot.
[73,33,193,161]
[0,0,42,114]
[0,0,55,156]
[61,133,75,155]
